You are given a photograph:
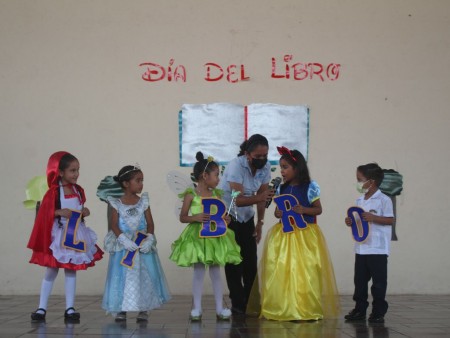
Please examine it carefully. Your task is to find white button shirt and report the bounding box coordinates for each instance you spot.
[354,189,394,255]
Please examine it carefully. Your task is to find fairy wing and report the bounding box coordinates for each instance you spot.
[166,170,195,194]
[166,170,196,218]
[23,175,48,209]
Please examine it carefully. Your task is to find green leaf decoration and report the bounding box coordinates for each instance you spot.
[96,176,123,202]
[23,176,48,209]
[380,169,403,196]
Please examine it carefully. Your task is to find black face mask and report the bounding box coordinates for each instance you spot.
[251,158,267,169]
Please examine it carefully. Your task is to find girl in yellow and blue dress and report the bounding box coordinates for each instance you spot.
[169,152,242,321]
[258,146,340,321]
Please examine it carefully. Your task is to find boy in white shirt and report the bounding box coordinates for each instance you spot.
[344,163,394,324]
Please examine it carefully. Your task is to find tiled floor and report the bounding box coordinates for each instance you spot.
[1,295,450,337]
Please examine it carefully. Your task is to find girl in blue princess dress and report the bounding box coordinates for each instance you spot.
[258,147,340,321]
[102,165,170,322]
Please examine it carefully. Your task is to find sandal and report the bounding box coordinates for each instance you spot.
[64,307,80,320]
[31,308,46,321]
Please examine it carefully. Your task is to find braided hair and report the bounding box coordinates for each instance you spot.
[56,153,84,227]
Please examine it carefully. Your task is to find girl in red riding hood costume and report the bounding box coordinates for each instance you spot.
[27,151,103,322]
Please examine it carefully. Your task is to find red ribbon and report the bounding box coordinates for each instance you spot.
[277,146,297,162]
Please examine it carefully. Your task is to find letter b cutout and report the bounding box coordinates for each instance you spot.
[200,198,227,237]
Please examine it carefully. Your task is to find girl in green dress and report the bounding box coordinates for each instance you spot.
[169,152,241,320]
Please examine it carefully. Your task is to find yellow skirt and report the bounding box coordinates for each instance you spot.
[256,222,340,321]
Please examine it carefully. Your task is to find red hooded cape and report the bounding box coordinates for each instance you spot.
[27,151,102,270]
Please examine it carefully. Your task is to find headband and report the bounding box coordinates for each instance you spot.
[119,164,141,179]
[277,146,297,163]
[203,156,215,173]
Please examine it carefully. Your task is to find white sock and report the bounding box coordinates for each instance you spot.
[64,269,77,313]
[192,263,206,312]
[209,265,224,314]
[37,268,59,313]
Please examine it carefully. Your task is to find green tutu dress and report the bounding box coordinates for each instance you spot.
[169,188,242,267]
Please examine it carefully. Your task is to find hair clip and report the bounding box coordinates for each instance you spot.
[277,146,297,162]
[203,156,215,173]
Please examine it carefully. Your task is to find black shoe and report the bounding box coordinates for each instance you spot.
[231,306,245,315]
[31,308,46,322]
[344,309,366,321]
[115,311,127,322]
[368,313,385,323]
[64,307,80,321]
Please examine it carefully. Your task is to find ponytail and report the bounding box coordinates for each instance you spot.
[237,134,269,156]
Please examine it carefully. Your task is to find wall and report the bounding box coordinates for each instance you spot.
[1,0,449,295]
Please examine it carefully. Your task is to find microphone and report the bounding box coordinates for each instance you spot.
[265,177,282,208]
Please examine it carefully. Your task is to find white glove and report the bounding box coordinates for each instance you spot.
[118,233,139,252]
[139,234,156,253]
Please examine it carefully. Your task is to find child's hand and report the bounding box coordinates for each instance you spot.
[56,208,72,218]
[82,207,90,217]
[140,234,156,253]
[345,217,352,227]
[362,212,375,222]
[224,214,231,225]
[117,233,138,252]
[274,209,283,218]
[293,204,306,215]
[193,213,210,223]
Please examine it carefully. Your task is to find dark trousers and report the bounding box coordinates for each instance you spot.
[225,217,257,312]
[353,254,389,316]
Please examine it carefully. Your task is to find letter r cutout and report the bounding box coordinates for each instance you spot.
[274,194,308,233]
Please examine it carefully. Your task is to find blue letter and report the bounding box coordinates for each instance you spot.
[62,210,86,252]
[121,232,148,268]
[274,194,308,233]
[347,206,370,242]
[200,198,227,237]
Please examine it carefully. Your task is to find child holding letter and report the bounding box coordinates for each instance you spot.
[28,151,103,322]
[170,152,241,320]
[258,147,339,321]
[344,163,394,323]
[102,165,170,322]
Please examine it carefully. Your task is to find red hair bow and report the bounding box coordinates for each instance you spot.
[277,146,297,162]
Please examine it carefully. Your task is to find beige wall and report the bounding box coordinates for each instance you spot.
[1,0,449,295]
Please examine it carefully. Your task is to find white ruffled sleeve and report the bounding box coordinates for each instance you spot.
[307,181,321,204]
[104,197,122,253]
[141,192,150,210]
[106,196,120,211]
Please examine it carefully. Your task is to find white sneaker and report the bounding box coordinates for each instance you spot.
[190,309,202,321]
[216,308,231,320]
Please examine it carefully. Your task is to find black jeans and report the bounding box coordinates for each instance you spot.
[225,217,257,312]
[353,254,389,316]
